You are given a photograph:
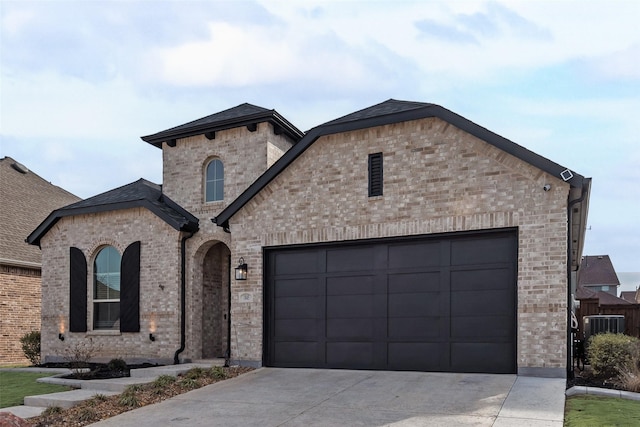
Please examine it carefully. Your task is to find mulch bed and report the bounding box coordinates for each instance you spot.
[23,366,253,427]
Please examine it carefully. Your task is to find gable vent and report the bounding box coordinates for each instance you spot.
[368,152,383,197]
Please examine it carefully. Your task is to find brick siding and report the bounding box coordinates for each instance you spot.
[0,266,41,365]
[39,208,183,364]
[228,117,570,371]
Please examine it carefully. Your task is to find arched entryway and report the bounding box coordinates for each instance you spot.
[201,242,230,359]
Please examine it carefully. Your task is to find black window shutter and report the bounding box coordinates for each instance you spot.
[120,241,140,332]
[69,247,87,332]
[368,152,383,197]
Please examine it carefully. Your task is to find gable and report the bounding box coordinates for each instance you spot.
[213,99,589,230]
[236,116,572,232]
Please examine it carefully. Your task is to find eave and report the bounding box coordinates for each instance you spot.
[142,110,304,148]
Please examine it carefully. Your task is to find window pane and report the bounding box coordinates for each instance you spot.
[94,246,121,299]
[215,180,224,201]
[94,302,120,330]
[214,160,224,179]
[206,161,216,181]
[205,159,224,202]
[206,183,215,202]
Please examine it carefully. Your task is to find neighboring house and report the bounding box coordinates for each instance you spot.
[576,287,631,305]
[620,291,639,304]
[578,255,620,296]
[28,100,591,378]
[0,157,81,364]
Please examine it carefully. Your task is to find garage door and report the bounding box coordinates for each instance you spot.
[264,230,517,373]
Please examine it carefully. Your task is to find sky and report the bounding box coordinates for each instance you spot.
[1,0,639,281]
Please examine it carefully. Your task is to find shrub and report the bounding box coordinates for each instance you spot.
[616,342,640,392]
[108,358,128,373]
[588,333,639,378]
[20,330,41,366]
[64,338,101,378]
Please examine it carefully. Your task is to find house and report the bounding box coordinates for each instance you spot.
[28,100,591,378]
[578,255,620,296]
[620,291,639,304]
[0,156,80,364]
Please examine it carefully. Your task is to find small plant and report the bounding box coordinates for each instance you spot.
[588,333,639,378]
[209,366,227,380]
[42,406,63,416]
[119,385,142,407]
[108,358,128,373]
[63,338,101,378]
[93,393,109,402]
[20,330,41,366]
[183,367,204,380]
[179,377,199,389]
[77,407,98,422]
[153,374,176,388]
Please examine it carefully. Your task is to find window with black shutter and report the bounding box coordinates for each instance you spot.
[368,152,383,197]
[69,247,87,332]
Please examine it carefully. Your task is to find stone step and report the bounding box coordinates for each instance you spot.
[129,360,224,378]
[24,389,119,409]
[1,405,48,419]
[80,376,155,392]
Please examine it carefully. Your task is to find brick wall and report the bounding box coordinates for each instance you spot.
[0,265,41,365]
[38,208,184,364]
[228,117,570,373]
[161,122,294,215]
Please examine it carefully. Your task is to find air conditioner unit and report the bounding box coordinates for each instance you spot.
[583,315,625,343]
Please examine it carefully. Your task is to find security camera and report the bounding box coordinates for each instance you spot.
[543,184,551,192]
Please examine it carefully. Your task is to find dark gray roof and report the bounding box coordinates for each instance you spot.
[1,156,81,267]
[578,255,621,287]
[141,103,305,147]
[213,99,589,230]
[27,179,199,246]
[321,99,435,126]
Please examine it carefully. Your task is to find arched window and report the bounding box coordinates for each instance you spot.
[93,246,121,330]
[206,159,224,202]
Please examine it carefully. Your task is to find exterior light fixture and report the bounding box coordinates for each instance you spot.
[149,333,156,342]
[235,257,248,281]
[58,333,65,341]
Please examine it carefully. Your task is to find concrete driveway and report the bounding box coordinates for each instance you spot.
[91,368,565,426]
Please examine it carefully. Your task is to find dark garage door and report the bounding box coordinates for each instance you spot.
[264,230,517,373]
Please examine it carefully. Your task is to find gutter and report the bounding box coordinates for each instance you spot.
[174,231,195,364]
[566,180,589,379]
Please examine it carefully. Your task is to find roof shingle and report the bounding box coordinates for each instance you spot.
[27,179,199,246]
[0,157,81,267]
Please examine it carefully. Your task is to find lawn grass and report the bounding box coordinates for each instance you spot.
[0,371,71,408]
[565,395,640,426]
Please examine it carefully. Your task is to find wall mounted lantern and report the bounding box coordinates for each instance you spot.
[149,333,156,342]
[58,333,65,341]
[235,257,248,281]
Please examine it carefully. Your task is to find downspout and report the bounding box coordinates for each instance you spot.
[566,182,588,379]
[226,254,232,367]
[174,231,195,364]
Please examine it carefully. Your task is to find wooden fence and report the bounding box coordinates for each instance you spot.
[576,298,640,339]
